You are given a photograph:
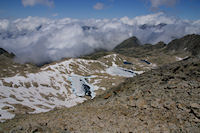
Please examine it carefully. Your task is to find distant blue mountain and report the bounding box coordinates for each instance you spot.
[139,23,167,30]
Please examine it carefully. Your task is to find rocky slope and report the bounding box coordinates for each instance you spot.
[0,48,154,122]
[0,34,199,132]
[0,56,199,133]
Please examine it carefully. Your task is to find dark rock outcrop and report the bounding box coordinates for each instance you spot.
[0,48,9,55]
[166,34,200,57]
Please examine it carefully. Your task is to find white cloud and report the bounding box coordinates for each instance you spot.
[0,19,9,30]
[93,2,104,10]
[21,0,54,7]
[0,13,200,65]
[149,0,178,9]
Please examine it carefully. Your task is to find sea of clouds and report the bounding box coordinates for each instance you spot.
[0,12,200,65]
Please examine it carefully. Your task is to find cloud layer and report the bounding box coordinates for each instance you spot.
[22,0,54,7]
[0,13,200,65]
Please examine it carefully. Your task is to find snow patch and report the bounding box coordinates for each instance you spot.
[106,66,136,77]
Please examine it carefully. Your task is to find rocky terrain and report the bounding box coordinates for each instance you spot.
[0,47,154,122]
[0,34,199,132]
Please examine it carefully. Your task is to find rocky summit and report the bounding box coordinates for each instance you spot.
[0,34,200,132]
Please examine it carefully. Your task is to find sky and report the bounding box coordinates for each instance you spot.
[0,0,200,65]
[0,0,200,20]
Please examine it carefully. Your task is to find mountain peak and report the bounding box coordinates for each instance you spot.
[0,48,15,58]
[114,36,141,51]
[0,48,8,55]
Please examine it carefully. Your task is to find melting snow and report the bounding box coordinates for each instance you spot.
[106,66,136,77]
[69,75,96,98]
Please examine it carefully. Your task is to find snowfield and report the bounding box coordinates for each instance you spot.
[0,54,149,122]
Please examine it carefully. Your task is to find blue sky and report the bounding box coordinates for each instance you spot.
[0,0,200,20]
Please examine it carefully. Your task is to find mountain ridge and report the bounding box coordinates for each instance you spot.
[166,34,200,57]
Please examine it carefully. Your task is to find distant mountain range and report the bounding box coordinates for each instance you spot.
[82,26,98,31]
[114,34,200,58]
[0,25,97,40]
[139,23,167,30]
